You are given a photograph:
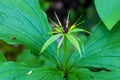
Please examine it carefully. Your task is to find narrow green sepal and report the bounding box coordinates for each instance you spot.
[40,33,63,54]
[66,34,82,58]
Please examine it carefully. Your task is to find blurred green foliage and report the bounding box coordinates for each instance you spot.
[39,0,51,11]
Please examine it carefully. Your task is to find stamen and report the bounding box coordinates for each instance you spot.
[54,12,62,27]
[49,18,59,27]
[66,11,70,28]
[70,15,83,31]
[75,20,85,27]
[73,15,83,25]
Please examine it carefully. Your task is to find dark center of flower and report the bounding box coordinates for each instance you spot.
[63,27,68,33]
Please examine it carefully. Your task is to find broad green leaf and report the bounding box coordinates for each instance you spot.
[69,22,120,79]
[68,68,120,80]
[66,34,82,58]
[0,0,55,55]
[80,22,120,69]
[40,33,63,53]
[95,0,120,30]
[0,62,64,80]
[17,49,44,67]
[0,52,6,62]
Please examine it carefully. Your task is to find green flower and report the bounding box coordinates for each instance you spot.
[40,12,91,58]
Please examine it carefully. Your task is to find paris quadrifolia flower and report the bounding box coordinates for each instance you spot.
[40,11,91,58]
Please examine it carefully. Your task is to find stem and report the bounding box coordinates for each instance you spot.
[63,35,67,70]
[57,48,62,69]
[57,48,60,57]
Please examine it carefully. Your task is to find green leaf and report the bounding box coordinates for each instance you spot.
[81,22,120,69]
[0,0,53,54]
[95,0,120,30]
[66,34,82,58]
[0,52,6,62]
[17,49,44,67]
[70,22,120,79]
[69,28,91,34]
[0,62,64,80]
[0,0,58,66]
[68,68,120,80]
[40,34,63,53]
[58,36,64,48]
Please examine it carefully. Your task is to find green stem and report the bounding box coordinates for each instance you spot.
[57,48,62,69]
[63,35,67,70]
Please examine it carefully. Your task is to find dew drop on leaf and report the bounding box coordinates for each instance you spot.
[26,70,32,75]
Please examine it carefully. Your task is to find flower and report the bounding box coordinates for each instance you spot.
[40,11,91,58]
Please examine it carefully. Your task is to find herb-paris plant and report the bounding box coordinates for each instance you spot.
[0,0,120,80]
[40,12,90,72]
